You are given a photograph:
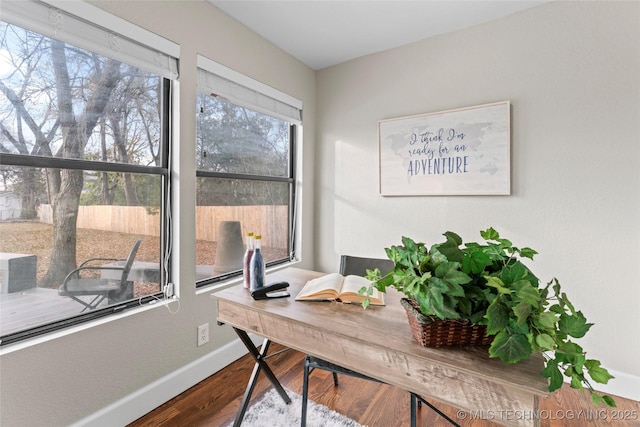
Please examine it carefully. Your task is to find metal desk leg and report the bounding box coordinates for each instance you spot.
[232,328,291,427]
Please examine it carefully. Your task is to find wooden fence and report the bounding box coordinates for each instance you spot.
[39,205,288,248]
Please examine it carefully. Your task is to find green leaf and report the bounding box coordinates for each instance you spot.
[500,262,527,285]
[519,247,538,260]
[549,304,564,314]
[443,231,463,246]
[415,278,461,320]
[436,232,464,262]
[585,360,614,384]
[457,297,472,316]
[535,333,556,350]
[462,251,492,275]
[551,279,561,297]
[560,292,576,314]
[488,330,532,364]
[512,301,532,325]
[485,243,507,260]
[432,303,462,320]
[361,297,370,310]
[557,341,584,356]
[445,281,466,298]
[485,276,511,295]
[601,395,617,407]
[591,393,604,407]
[485,300,510,335]
[514,282,541,306]
[497,238,513,247]
[364,268,382,281]
[434,262,471,286]
[541,359,564,392]
[535,311,558,329]
[570,374,584,390]
[558,311,592,338]
[480,227,500,241]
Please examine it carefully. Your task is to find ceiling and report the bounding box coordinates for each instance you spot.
[209,1,550,70]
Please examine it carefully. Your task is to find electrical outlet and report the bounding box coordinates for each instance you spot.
[197,323,209,346]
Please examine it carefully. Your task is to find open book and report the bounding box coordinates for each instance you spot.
[295,273,385,305]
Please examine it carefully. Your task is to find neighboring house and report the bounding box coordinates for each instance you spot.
[0,191,21,221]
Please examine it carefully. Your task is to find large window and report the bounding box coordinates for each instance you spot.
[195,57,301,285]
[0,1,177,345]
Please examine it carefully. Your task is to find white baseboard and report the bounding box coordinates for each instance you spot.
[70,334,262,427]
[590,368,640,402]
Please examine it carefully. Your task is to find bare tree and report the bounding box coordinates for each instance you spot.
[2,22,164,289]
[40,40,121,286]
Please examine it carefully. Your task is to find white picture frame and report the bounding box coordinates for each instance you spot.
[378,101,511,196]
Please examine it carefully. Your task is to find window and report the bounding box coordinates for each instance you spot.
[0,0,178,345]
[195,56,302,286]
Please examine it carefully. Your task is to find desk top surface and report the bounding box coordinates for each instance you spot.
[214,267,549,398]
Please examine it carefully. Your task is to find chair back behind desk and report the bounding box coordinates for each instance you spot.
[214,267,549,427]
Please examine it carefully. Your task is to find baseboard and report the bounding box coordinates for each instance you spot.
[590,368,640,402]
[70,334,262,427]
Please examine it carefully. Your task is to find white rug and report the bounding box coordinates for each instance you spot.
[227,387,366,427]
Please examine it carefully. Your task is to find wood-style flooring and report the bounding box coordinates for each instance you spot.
[128,342,639,427]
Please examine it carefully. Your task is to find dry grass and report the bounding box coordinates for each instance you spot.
[0,222,162,288]
[0,221,286,294]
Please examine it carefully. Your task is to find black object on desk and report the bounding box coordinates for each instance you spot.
[251,281,290,300]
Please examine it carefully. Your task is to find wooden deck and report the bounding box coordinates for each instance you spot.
[0,287,93,336]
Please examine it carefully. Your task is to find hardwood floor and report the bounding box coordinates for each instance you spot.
[128,342,639,427]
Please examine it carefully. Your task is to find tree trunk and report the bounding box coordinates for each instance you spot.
[41,168,83,286]
[19,168,38,219]
[40,41,121,289]
[110,114,139,205]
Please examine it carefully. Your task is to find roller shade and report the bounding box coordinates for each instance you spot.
[0,0,179,79]
[197,55,302,124]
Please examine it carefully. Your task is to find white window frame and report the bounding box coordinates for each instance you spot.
[195,55,303,287]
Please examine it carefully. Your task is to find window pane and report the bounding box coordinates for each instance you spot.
[1,9,170,345]
[0,165,162,337]
[0,21,162,166]
[195,177,290,281]
[196,93,290,177]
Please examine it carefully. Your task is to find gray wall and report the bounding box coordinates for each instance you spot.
[315,0,639,398]
[0,1,316,426]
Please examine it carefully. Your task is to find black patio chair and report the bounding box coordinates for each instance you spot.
[59,239,142,312]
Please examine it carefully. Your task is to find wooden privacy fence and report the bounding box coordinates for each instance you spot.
[39,205,288,249]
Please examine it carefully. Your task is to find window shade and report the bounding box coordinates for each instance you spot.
[0,0,179,79]
[196,55,302,124]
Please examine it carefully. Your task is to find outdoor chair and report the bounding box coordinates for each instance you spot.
[59,239,142,312]
[301,255,460,427]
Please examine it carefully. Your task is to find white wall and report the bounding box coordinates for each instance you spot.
[315,0,639,399]
[0,1,316,426]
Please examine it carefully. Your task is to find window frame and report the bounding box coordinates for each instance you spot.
[195,56,302,288]
[0,1,176,346]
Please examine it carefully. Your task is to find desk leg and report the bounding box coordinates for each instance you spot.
[232,328,291,427]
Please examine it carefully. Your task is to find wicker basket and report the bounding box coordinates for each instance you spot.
[400,298,494,347]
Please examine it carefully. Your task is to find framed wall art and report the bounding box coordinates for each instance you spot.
[378,101,511,196]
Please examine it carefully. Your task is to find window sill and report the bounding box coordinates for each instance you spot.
[0,298,174,356]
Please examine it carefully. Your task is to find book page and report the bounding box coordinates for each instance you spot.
[295,273,344,300]
[339,275,372,295]
[339,275,385,305]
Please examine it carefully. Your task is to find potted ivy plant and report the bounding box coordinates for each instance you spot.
[360,227,616,407]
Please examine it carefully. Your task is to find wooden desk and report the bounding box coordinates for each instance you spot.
[214,267,549,427]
